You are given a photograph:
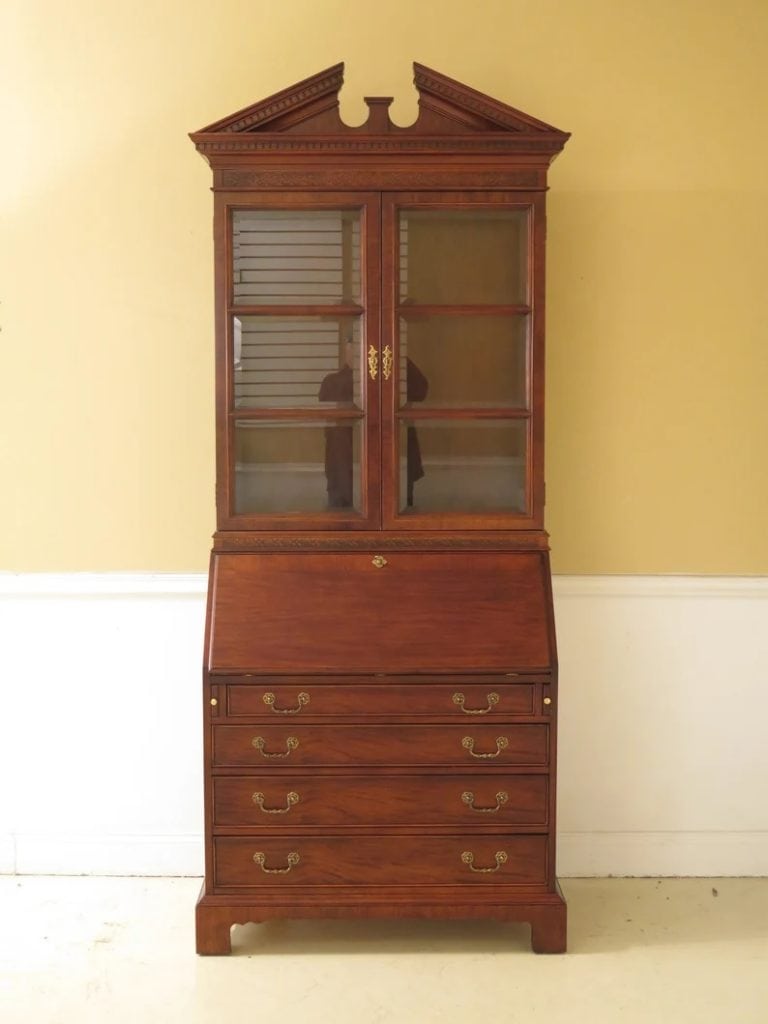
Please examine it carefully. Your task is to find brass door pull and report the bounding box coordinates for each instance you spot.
[382,344,393,380]
[263,692,310,715]
[461,851,508,874]
[253,851,300,875]
[368,345,378,380]
[453,692,500,715]
[252,736,299,758]
[252,791,300,814]
[462,736,509,759]
[461,791,509,814]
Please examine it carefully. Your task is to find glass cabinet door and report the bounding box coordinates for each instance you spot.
[221,196,381,529]
[381,194,539,529]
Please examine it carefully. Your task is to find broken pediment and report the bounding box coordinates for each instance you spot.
[190,62,569,152]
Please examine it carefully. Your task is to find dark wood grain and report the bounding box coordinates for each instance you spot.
[211,531,552,551]
[214,834,548,887]
[213,724,548,768]
[195,882,566,954]
[213,774,548,828]
[193,63,568,955]
[209,551,551,673]
[224,680,537,718]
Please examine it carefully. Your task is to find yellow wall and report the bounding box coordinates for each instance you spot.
[2,0,767,572]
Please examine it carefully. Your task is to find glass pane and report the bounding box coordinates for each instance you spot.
[235,420,361,514]
[399,419,527,514]
[234,317,362,409]
[399,209,528,305]
[233,209,361,305]
[398,315,527,409]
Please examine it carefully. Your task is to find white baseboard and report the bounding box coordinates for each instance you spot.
[0,572,207,596]
[558,831,768,878]
[0,835,16,874]
[1,572,766,878]
[5,834,203,877]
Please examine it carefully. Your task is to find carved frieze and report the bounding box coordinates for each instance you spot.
[217,168,542,189]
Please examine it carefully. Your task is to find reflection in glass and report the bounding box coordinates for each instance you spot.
[398,315,527,409]
[399,419,527,514]
[399,209,528,305]
[235,420,361,514]
[233,209,361,305]
[234,317,361,409]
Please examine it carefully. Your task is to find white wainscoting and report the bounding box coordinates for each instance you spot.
[1,572,766,878]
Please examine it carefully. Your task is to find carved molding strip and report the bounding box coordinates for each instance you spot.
[218,169,541,190]
[213,534,548,552]
[228,77,340,133]
[199,137,563,154]
[413,64,565,136]
[416,75,539,133]
[200,65,344,134]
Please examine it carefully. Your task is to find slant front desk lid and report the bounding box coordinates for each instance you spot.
[208,552,554,674]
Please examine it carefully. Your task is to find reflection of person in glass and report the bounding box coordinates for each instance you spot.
[319,338,428,508]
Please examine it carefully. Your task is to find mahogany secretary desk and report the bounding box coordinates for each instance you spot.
[191,63,569,954]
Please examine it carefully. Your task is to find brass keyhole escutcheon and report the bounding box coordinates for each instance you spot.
[372,555,387,568]
[367,345,378,380]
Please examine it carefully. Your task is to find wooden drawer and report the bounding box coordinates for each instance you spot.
[212,724,548,767]
[214,774,548,827]
[214,834,548,887]
[209,551,553,673]
[222,680,536,719]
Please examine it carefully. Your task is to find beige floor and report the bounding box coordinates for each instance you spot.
[1,876,766,1023]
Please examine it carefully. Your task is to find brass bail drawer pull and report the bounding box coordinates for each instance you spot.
[367,344,378,380]
[252,736,299,759]
[461,790,509,814]
[461,851,508,874]
[453,692,500,715]
[263,691,310,715]
[382,344,393,380]
[252,791,300,815]
[462,736,509,759]
[253,851,300,875]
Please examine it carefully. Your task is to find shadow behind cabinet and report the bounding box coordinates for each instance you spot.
[191,63,570,954]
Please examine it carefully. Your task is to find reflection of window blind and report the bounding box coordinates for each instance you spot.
[233,211,361,407]
[235,319,359,408]
[233,211,359,305]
